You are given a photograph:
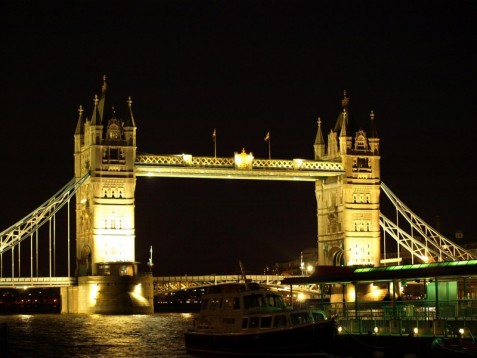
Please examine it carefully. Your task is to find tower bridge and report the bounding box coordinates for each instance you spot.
[0,77,473,314]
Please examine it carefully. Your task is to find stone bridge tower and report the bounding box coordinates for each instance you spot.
[314,92,381,267]
[62,77,153,314]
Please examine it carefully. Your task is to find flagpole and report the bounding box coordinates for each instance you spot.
[212,128,217,158]
[268,137,271,160]
[264,131,271,160]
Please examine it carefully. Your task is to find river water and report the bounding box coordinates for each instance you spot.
[1,313,195,357]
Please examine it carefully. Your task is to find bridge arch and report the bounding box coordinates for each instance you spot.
[328,246,344,267]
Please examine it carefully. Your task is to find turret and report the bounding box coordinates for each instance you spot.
[313,117,325,160]
[74,105,84,153]
[368,110,380,154]
[339,108,349,155]
[90,94,103,145]
[124,96,137,147]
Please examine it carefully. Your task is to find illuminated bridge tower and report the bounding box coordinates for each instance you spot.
[61,77,153,314]
[314,93,381,267]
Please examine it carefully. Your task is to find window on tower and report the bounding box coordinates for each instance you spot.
[106,122,121,141]
[354,130,368,151]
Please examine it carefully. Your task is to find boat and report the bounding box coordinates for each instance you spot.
[184,281,338,356]
[431,337,477,357]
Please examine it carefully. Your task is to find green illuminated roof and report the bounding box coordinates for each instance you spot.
[354,260,477,274]
[283,260,477,285]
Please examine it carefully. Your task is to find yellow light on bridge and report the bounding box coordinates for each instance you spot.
[89,283,99,305]
[133,283,142,296]
[234,149,254,169]
[293,159,304,169]
[182,154,192,165]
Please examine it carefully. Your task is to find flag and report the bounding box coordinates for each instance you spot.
[264,131,270,141]
[212,128,216,141]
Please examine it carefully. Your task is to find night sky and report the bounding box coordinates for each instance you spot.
[1,1,476,276]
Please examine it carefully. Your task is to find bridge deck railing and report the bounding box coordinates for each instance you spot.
[136,154,344,171]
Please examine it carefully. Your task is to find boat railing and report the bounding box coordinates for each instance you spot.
[314,299,477,337]
[326,299,477,321]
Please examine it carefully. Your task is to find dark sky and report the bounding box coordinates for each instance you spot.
[1,1,476,276]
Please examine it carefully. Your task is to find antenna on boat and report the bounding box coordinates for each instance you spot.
[239,260,250,290]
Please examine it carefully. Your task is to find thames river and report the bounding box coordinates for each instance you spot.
[1,313,195,357]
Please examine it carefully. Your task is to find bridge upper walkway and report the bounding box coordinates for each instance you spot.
[135,154,344,181]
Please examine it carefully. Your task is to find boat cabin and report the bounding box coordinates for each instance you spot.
[194,283,325,333]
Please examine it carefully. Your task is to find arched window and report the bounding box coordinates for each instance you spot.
[354,130,368,150]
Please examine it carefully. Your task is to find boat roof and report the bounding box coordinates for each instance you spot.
[203,282,263,294]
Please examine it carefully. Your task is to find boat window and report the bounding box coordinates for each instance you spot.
[242,318,248,329]
[223,297,240,310]
[312,311,326,322]
[249,317,259,328]
[222,318,235,325]
[243,294,264,309]
[266,293,286,309]
[291,312,312,325]
[201,298,209,310]
[260,316,272,328]
[273,315,287,327]
[209,297,222,310]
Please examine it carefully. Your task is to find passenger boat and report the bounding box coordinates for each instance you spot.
[431,337,477,357]
[184,281,338,356]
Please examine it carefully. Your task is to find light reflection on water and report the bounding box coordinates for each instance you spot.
[1,313,196,357]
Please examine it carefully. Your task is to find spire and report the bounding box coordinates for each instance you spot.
[75,105,84,135]
[334,90,350,133]
[368,110,378,138]
[368,110,380,154]
[124,96,136,127]
[97,75,107,122]
[339,109,348,138]
[341,90,349,108]
[101,74,107,95]
[90,94,101,125]
[315,117,325,145]
[314,117,326,160]
[97,75,118,127]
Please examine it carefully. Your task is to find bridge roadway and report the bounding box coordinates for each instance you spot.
[135,154,344,181]
[0,275,295,291]
[153,274,291,293]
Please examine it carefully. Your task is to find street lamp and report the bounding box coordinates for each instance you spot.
[306,265,314,274]
[300,252,304,276]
